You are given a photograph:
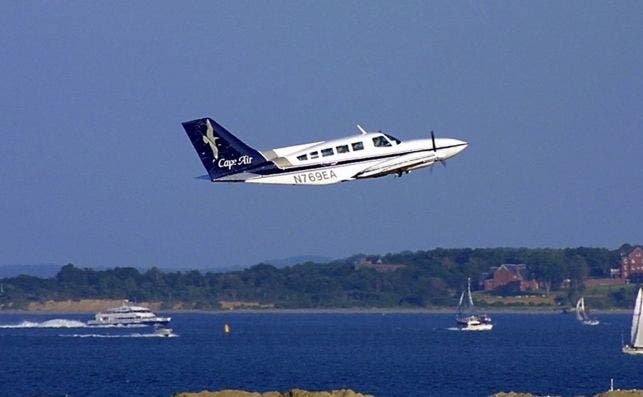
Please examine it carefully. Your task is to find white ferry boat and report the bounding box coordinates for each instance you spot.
[87,301,171,326]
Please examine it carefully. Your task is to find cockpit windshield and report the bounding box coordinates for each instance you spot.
[384,134,401,145]
[372,134,400,147]
[372,135,391,147]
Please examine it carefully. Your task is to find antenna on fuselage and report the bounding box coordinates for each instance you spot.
[357,125,368,135]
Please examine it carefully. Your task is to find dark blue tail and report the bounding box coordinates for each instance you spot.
[182,117,266,180]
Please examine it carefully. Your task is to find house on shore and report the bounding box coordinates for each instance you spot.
[584,246,641,286]
[621,246,643,282]
[482,264,539,292]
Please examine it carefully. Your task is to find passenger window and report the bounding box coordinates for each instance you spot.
[321,148,334,157]
[310,151,319,159]
[372,136,391,147]
[336,145,349,153]
[351,142,364,151]
[297,154,308,161]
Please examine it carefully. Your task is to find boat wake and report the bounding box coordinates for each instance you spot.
[0,319,87,328]
[447,327,491,332]
[0,319,151,329]
[61,332,178,338]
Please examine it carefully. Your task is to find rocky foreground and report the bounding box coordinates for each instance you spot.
[594,391,643,397]
[173,389,643,397]
[173,389,373,397]
[173,390,643,397]
[491,390,643,397]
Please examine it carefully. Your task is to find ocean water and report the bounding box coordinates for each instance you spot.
[0,312,640,397]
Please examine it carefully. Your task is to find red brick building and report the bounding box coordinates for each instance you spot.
[621,246,643,281]
[483,264,539,291]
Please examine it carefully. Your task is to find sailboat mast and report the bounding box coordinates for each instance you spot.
[631,288,643,347]
[581,297,587,321]
[467,277,474,307]
[576,298,583,321]
[581,297,585,313]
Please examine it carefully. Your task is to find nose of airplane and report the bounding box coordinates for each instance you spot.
[438,138,468,160]
[454,139,468,154]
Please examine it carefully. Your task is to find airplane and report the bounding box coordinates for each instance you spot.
[182,117,468,185]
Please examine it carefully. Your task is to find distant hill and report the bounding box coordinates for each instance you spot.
[0,263,151,278]
[0,264,60,278]
[263,255,334,268]
[189,256,334,273]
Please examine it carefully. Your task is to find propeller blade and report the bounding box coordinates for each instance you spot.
[430,159,446,173]
[431,130,436,152]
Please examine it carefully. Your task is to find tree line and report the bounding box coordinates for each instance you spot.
[0,244,638,310]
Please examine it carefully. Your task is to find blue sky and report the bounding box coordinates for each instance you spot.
[1,1,641,270]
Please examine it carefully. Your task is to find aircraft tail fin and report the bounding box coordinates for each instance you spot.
[182,117,265,180]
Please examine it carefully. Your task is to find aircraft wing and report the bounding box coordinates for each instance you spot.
[354,151,436,179]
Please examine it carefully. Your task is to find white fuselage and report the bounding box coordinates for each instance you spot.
[226,132,468,185]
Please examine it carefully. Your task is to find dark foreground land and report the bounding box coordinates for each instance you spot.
[173,390,643,397]
[174,390,371,397]
[493,391,643,397]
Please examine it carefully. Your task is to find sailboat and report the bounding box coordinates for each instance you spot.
[623,287,643,355]
[455,277,493,331]
[575,297,599,326]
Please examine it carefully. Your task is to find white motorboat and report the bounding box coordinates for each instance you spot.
[623,288,643,355]
[153,327,174,337]
[458,316,494,331]
[576,297,599,326]
[87,301,171,326]
[455,277,493,331]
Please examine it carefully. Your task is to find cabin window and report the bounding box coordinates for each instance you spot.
[310,151,319,159]
[351,142,364,151]
[321,148,334,157]
[297,154,308,161]
[336,145,349,153]
[372,135,391,147]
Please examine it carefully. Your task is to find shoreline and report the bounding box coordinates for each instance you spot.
[0,307,630,315]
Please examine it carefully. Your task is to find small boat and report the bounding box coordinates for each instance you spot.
[153,327,174,337]
[575,297,599,326]
[622,288,643,355]
[455,277,493,331]
[87,300,171,326]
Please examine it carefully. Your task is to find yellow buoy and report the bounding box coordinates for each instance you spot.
[224,323,231,334]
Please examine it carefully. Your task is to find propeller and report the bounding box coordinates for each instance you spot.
[430,130,447,169]
[431,130,437,152]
